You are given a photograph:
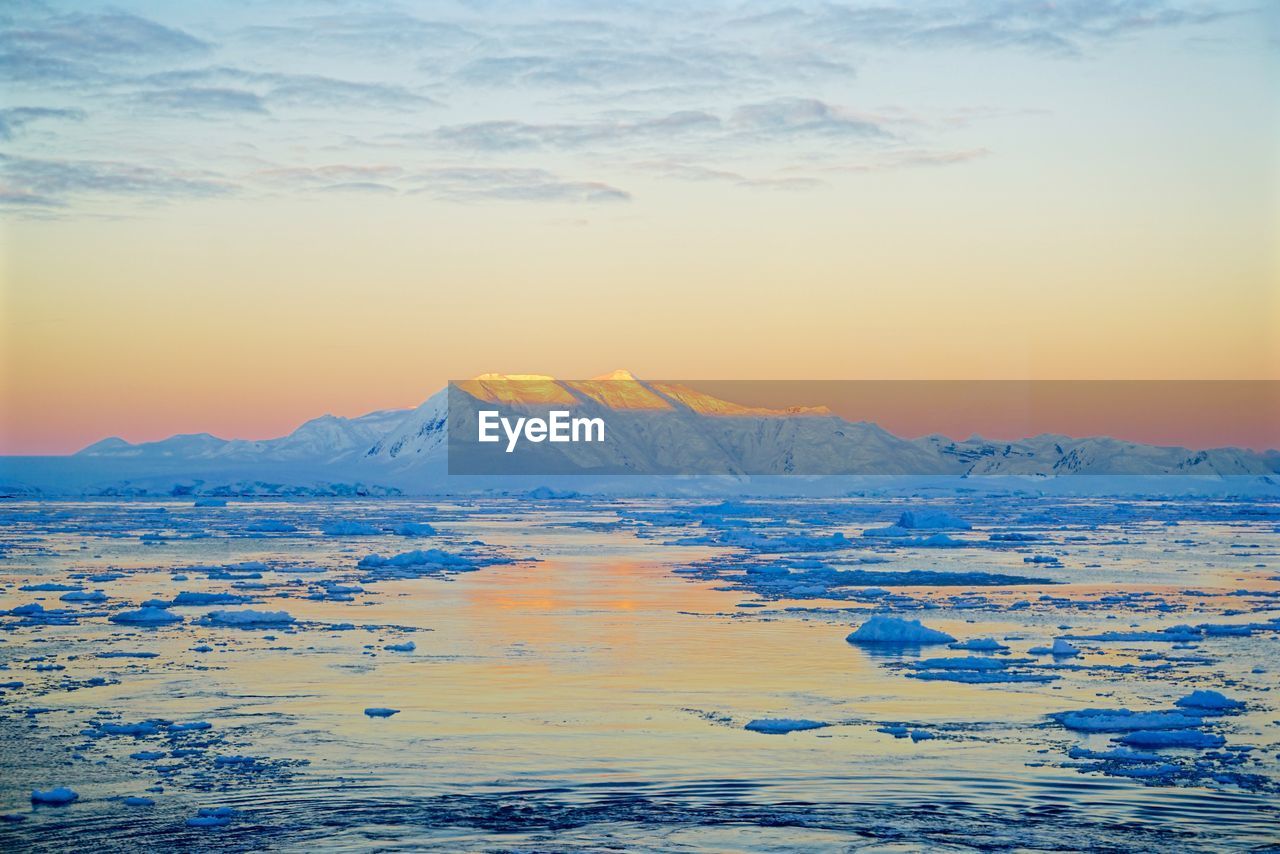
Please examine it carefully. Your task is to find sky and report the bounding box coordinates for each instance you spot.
[1,0,1277,454]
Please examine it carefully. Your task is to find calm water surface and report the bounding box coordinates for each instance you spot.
[1,498,1277,851]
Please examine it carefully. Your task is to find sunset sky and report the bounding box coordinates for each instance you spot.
[2,1,1277,453]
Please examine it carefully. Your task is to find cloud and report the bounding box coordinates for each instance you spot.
[0,154,234,209]
[248,162,626,203]
[730,98,890,138]
[0,11,209,84]
[454,50,732,89]
[810,147,993,174]
[408,167,631,203]
[1,11,209,59]
[0,0,1246,216]
[735,1,1239,59]
[0,186,65,208]
[237,12,478,53]
[253,164,406,189]
[633,159,825,191]
[133,87,268,115]
[0,106,86,140]
[316,181,398,194]
[434,110,719,151]
[140,67,439,111]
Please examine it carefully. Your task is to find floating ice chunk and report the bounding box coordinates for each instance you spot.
[170,591,252,606]
[60,590,107,602]
[1050,709,1203,733]
[947,637,1008,651]
[910,730,936,742]
[199,609,294,627]
[20,583,81,592]
[129,751,165,760]
[7,603,45,616]
[245,520,296,533]
[1067,746,1164,762]
[364,707,400,717]
[911,670,1058,684]
[123,796,154,807]
[1064,626,1202,643]
[109,607,182,625]
[744,718,828,734]
[897,509,971,530]
[96,721,162,736]
[913,656,1011,671]
[214,755,258,766]
[31,787,78,805]
[187,806,235,827]
[846,616,955,645]
[385,641,416,652]
[1050,638,1081,656]
[878,725,910,738]
[1028,638,1080,656]
[1116,730,1225,749]
[167,721,212,732]
[359,549,479,569]
[1174,690,1244,712]
[528,486,579,500]
[392,522,437,536]
[1104,763,1181,778]
[322,520,380,536]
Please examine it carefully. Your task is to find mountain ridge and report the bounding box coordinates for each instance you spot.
[64,372,1278,481]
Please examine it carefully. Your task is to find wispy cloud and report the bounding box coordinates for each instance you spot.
[730,98,891,139]
[133,87,268,115]
[434,110,720,151]
[140,67,440,111]
[408,168,631,204]
[0,1,1250,216]
[729,1,1238,58]
[0,10,209,84]
[0,106,85,140]
[0,154,234,209]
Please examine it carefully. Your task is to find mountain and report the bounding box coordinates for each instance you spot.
[2,371,1276,496]
[78,408,410,463]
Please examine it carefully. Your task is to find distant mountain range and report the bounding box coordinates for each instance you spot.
[3,371,1277,497]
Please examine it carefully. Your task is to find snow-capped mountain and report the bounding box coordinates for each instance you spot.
[3,371,1273,496]
[79,408,410,463]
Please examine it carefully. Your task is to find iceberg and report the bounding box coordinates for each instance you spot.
[744,718,828,734]
[1028,638,1080,656]
[1049,709,1203,733]
[1116,730,1225,749]
[1174,690,1244,712]
[59,590,108,602]
[31,787,78,805]
[109,607,182,625]
[199,609,295,626]
[322,520,380,536]
[169,591,252,606]
[947,637,1008,651]
[846,616,955,645]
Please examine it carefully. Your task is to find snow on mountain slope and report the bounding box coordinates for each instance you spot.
[364,389,448,462]
[47,371,1280,492]
[77,408,410,464]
